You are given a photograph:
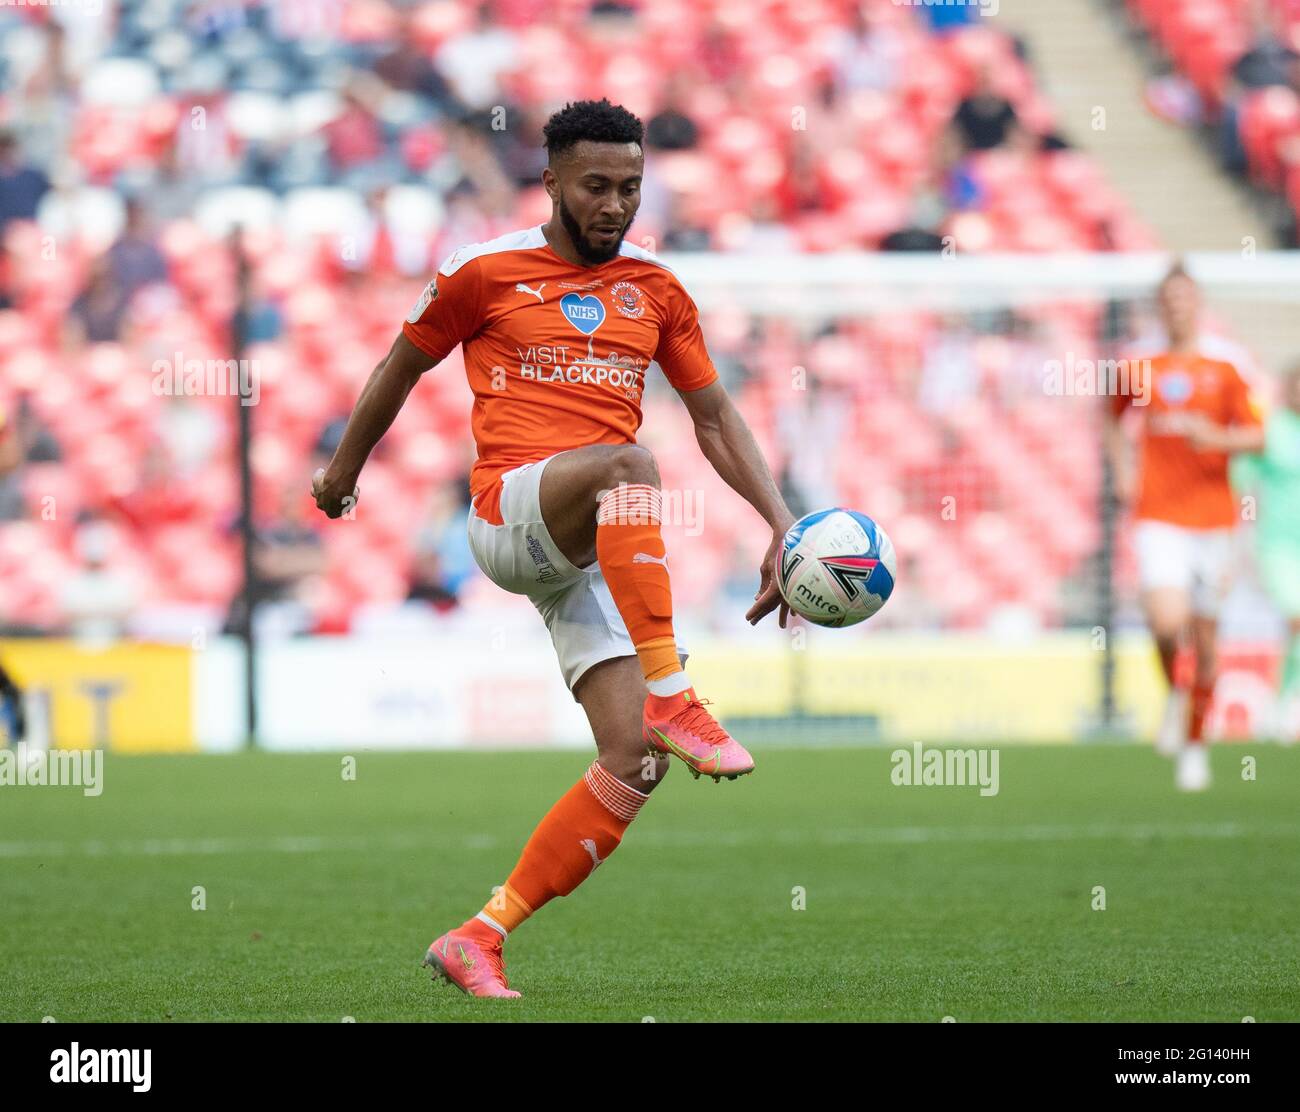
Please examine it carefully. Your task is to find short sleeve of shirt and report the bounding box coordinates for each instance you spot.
[1109,353,1149,417]
[401,253,485,363]
[1222,362,1263,427]
[654,277,719,392]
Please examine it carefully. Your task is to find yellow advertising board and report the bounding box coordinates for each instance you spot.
[0,640,194,752]
[687,633,1166,742]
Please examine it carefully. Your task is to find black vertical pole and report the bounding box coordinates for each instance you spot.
[1098,297,1123,734]
[1099,429,1117,733]
[231,231,257,748]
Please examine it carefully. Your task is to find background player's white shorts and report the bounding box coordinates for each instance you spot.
[466,452,688,697]
[1134,520,1235,617]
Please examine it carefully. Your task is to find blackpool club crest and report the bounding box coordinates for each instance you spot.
[610,281,646,319]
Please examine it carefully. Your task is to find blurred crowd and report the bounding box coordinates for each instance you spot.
[1133,0,1300,239]
[0,0,1159,639]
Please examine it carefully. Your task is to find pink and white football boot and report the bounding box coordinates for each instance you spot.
[643,688,755,782]
[422,927,521,999]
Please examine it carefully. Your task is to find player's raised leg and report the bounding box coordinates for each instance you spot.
[539,443,754,780]
[423,657,667,998]
[1144,586,1190,758]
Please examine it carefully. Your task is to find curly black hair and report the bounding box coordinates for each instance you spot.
[542,99,644,161]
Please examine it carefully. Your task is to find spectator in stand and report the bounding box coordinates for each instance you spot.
[1220,7,1300,173]
[1231,29,1298,90]
[0,393,60,523]
[491,102,551,190]
[645,76,700,151]
[254,487,327,603]
[917,0,981,35]
[157,395,220,482]
[948,63,1026,154]
[107,198,169,298]
[371,8,457,111]
[0,130,50,232]
[322,79,388,186]
[661,190,712,251]
[59,519,139,648]
[109,440,201,532]
[225,485,327,638]
[435,3,519,111]
[12,22,79,170]
[64,255,133,347]
[827,3,905,94]
[408,482,479,610]
[776,133,832,220]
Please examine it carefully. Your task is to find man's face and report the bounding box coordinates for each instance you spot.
[546,140,643,265]
[1158,274,1200,341]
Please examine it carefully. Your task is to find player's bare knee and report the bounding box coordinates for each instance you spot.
[597,748,666,793]
[602,444,660,492]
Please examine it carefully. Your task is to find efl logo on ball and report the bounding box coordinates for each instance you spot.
[777,508,896,628]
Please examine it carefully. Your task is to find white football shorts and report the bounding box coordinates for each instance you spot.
[466,452,688,697]
[1133,519,1235,617]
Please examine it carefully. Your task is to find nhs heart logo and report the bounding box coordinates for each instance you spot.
[1158,371,1193,405]
[560,292,605,336]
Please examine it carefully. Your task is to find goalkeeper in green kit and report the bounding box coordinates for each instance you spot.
[1234,363,1300,739]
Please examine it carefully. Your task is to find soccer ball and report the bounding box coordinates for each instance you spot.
[776,508,896,627]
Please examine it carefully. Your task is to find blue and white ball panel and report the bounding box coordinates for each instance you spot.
[847,509,897,606]
[778,508,896,627]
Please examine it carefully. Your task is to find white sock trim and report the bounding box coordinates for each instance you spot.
[476,911,507,939]
[647,670,692,697]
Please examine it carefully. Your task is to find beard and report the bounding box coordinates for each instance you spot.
[559,194,630,265]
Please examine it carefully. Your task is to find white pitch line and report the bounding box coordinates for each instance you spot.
[0,822,1295,859]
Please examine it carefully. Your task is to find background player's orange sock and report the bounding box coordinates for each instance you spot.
[595,483,688,689]
[469,762,648,940]
[1188,675,1215,743]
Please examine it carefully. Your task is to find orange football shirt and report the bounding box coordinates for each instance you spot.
[401,225,718,525]
[1112,352,1261,528]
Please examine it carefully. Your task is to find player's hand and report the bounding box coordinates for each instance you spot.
[1184,415,1227,452]
[311,467,359,519]
[745,524,792,628]
[1155,410,1218,447]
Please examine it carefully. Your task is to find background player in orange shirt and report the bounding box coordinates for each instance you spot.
[311,101,794,997]
[1105,264,1264,790]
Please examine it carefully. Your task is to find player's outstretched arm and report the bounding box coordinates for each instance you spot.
[676,380,794,627]
[312,332,436,519]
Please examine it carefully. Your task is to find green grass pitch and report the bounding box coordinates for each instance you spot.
[2,743,1298,1022]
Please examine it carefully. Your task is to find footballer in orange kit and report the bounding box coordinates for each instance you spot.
[313,100,794,997]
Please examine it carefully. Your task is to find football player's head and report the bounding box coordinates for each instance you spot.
[1157,260,1201,346]
[542,99,644,265]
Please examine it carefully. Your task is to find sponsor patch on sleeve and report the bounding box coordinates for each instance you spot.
[405,278,438,324]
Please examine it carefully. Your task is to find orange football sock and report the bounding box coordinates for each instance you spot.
[472,762,649,938]
[1188,676,1215,743]
[596,483,680,681]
